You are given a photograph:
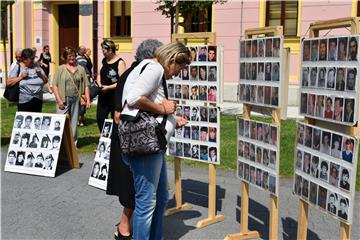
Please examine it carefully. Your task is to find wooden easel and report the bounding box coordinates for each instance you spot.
[225,25,290,240]
[58,114,80,169]
[166,32,225,228]
[297,17,360,240]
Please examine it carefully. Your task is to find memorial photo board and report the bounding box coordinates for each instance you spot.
[236,117,280,196]
[239,37,284,108]
[293,121,359,224]
[88,119,112,190]
[299,35,360,126]
[168,104,220,164]
[4,112,66,177]
[167,45,220,104]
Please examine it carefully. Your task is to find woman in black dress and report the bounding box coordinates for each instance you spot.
[106,39,163,240]
[39,45,53,93]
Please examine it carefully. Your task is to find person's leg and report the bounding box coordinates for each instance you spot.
[118,207,134,236]
[149,154,169,240]
[122,153,164,240]
[69,96,80,144]
[17,98,42,112]
[96,98,109,132]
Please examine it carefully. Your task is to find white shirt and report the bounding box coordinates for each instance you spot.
[122,59,176,142]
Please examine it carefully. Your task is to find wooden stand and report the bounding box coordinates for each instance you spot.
[225,26,289,240]
[58,114,80,169]
[166,32,224,229]
[296,17,360,240]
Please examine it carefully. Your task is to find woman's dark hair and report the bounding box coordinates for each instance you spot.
[101,164,107,172]
[43,45,49,51]
[321,161,328,170]
[342,168,349,177]
[21,48,34,59]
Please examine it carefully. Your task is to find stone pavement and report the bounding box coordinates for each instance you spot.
[1,149,359,240]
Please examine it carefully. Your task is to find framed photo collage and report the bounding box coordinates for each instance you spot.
[168,105,220,164]
[4,112,66,177]
[300,35,360,126]
[293,121,358,224]
[239,37,284,108]
[88,119,113,190]
[237,117,280,196]
[167,45,220,104]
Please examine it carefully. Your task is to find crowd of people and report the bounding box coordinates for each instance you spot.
[6,39,192,240]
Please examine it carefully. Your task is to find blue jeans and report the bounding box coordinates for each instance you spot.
[122,153,168,240]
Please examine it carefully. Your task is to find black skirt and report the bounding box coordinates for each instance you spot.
[106,121,135,209]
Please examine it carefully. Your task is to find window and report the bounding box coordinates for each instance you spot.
[358,1,360,16]
[266,1,298,37]
[110,1,131,37]
[183,5,212,33]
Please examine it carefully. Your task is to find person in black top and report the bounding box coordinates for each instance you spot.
[96,39,126,133]
[38,45,53,93]
[106,39,163,240]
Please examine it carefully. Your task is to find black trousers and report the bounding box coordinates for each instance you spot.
[18,98,43,112]
[96,95,114,132]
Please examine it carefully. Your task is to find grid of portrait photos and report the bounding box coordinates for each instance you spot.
[237,117,280,196]
[168,105,220,164]
[4,112,66,177]
[167,45,220,104]
[239,37,283,108]
[88,119,112,190]
[300,35,360,126]
[293,121,359,224]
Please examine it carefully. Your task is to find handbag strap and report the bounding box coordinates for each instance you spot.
[66,67,82,98]
[160,75,168,128]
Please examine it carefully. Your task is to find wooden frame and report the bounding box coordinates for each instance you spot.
[225,25,290,240]
[297,17,360,240]
[166,32,225,229]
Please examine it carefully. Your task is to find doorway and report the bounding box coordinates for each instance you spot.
[58,4,79,64]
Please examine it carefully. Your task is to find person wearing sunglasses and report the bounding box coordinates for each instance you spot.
[7,48,48,112]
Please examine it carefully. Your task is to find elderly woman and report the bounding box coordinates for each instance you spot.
[53,46,90,145]
[106,39,163,240]
[121,42,190,240]
[7,48,48,112]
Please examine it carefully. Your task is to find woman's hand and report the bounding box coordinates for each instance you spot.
[114,111,121,124]
[57,100,65,110]
[161,98,176,114]
[20,72,28,79]
[176,116,188,127]
[86,100,91,110]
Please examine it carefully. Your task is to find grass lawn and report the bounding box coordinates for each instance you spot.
[1,99,359,190]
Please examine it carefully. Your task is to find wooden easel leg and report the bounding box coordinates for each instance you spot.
[196,164,224,228]
[297,199,308,240]
[339,222,351,240]
[269,195,278,239]
[224,181,260,240]
[166,157,192,216]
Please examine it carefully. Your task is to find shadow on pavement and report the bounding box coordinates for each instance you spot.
[281,217,320,240]
[164,210,200,240]
[56,162,84,177]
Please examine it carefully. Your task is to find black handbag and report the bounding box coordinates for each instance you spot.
[3,63,21,102]
[89,80,101,100]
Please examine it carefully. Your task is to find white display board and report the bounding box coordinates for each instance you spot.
[239,37,284,108]
[236,117,280,196]
[293,121,358,224]
[299,35,360,126]
[4,112,66,177]
[88,119,112,190]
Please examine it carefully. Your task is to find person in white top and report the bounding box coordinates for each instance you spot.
[121,42,191,240]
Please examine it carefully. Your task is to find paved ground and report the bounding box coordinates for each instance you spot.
[1,149,359,240]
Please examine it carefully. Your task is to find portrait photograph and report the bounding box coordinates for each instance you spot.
[189,66,198,81]
[200,107,208,122]
[200,145,208,161]
[208,66,217,82]
[269,150,276,170]
[339,167,350,191]
[52,118,63,132]
[270,126,277,146]
[295,149,303,170]
[262,148,269,167]
[34,153,44,168]
[310,155,319,178]
[240,63,245,80]
[198,46,208,62]
[320,130,332,155]
[337,37,348,61]
[168,84,175,98]
[190,106,200,121]
[40,134,51,149]
[300,93,308,114]
[302,67,309,87]
[207,86,217,102]
[249,144,255,162]
[209,147,217,163]
[319,39,327,61]
[265,38,273,57]
[328,38,338,61]
[271,87,279,107]
[91,161,101,178]
[200,126,208,142]
[209,107,218,123]
[22,115,33,129]
[333,97,344,122]
[324,96,334,119]
[240,41,245,58]
[245,40,251,58]
[335,67,345,91]
[273,38,280,58]
[346,68,356,91]
[190,85,199,100]
[317,185,327,209]
[183,126,191,139]
[199,85,207,101]
[169,141,176,155]
[342,137,354,163]
[11,131,21,147]
[96,141,107,159]
[243,120,250,138]
[175,106,183,117]
[343,98,355,123]
[294,174,302,196]
[32,116,42,130]
[238,140,244,157]
[326,67,336,89]
[175,127,183,138]
[297,124,304,145]
[302,152,311,174]
[338,196,349,221]
[319,159,329,182]
[303,40,310,61]
[251,40,258,58]
[307,94,315,116]
[101,121,112,138]
[182,84,190,100]
[256,122,263,141]
[309,67,317,87]
[189,47,197,62]
[327,191,338,215]
[257,86,264,104]
[312,128,321,151]
[249,166,256,184]
[208,127,217,143]
[208,46,217,62]
[14,114,24,129]
[311,39,319,61]
[250,85,256,103]
[192,144,199,159]
[264,86,271,105]
[98,164,108,181]
[245,62,252,80]
[309,182,318,205]
[244,142,250,159]
[331,133,343,158]
[315,95,324,118]
[348,36,358,61]
[257,62,265,81]
[252,63,257,80]
[304,125,313,148]
[176,142,183,157]
[250,121,257,140]
[262,171,269,190]
[24,152,35,168]
[184,143,192,158]
[183,106,190,121]
[244,163,250,181]
[258,39,265,57]
[182,66,189,80]
[256,168,262,187]
[265,62,272,81]
[199,66,207,81]
[269,175,276,194]
[191,126,200,140]
[317,67,326,88]
[245,85,251,102]
[174,84,182,99]
[302,178,309,199]
[256,146,262,164]
[238,162,244,178]
[271,62,280,82]
[41,116,52,130]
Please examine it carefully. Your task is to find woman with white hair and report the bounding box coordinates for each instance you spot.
[106,39,164,240]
